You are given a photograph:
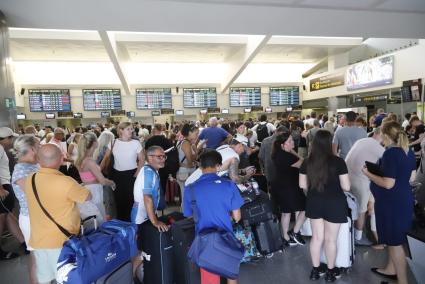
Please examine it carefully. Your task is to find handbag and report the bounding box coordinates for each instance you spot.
[186,185,244,280]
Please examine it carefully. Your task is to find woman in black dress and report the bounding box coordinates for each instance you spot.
[271,132,305,247]
[299,130,350,282]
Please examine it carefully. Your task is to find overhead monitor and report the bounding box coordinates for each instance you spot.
[111,109,126,116]
[346,55,394,91]
[244,108,252,113]
[83,89,122,111]
[269,87,299,106]
[28,89,71,112]
[101,111,110,118]
[286,107,293,112]
[45,113,55,119]
[17,114,26,120]
[73,113,83,118]
[175,110,184,115]
[136,88,172,109]
[265,107,272,113]
[229,87,261,107]
[200,109,208,114]
[151,110,161,116]
[127,111,135,117]
[183,88,217,108]
[221,109,229,114]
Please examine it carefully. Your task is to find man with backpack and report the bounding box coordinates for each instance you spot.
[251,114,276,143]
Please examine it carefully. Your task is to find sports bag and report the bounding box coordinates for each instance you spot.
[56,220,138,284]
[256,123,269,142]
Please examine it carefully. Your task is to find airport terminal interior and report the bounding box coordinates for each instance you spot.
[0,0,425,283]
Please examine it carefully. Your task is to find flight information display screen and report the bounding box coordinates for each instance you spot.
[269,87,300,106]
[136,88,172,109]
[183,88,217,108]
[230,87,261,107]
[83,89,122,111]
[28,89,71,112]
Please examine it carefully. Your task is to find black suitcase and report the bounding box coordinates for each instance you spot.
[171,218,201,284]
[140,221,174,284]
[240,191,273,226]
[253,219,283,255]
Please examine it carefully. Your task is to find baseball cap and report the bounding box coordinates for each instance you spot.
[0,127,19,139]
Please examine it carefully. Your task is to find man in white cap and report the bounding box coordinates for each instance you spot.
[0,127,27,260]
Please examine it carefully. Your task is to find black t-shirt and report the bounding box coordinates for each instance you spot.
[299,155,347,198]
[271,149,299,189]
[144,135,173,152]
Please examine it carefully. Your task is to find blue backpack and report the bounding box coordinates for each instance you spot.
[56,220,138,284]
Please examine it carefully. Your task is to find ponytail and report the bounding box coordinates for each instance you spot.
[75,132,97,170]
[397,131,409,152]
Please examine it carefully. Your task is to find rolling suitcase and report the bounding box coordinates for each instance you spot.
[320,216,355,271]
[171,218,201,284]
[141,221,174,284]
[253,219,283,255]
[241,192,273,226]
[95,261,133,284]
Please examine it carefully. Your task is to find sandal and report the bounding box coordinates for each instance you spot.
[0,251,19,260]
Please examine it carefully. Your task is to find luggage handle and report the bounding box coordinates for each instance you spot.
[80,215,97,235]
[100,224,128,237]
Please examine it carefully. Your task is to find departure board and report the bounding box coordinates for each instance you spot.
[136,88,172,109]
[183,88,217,108]
[269,87,300,106]
[28,89,71,112]
[230,87,261,107]
[83,89,122,111]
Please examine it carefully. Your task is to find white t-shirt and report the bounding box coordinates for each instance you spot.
[251,122,276,136]
[235,133,248,146]
[185,145,239,186]
[0,145,10,185]
[112,139,143,171]
[402,119,410,130]
[345,137,385,184]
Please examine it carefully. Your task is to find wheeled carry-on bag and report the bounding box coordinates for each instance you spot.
[171,217,201,284]
[253,219,283,255]
[241,192,274,227]
[95,261,133,284]
[141,220,174,284]
[320,216,355,271]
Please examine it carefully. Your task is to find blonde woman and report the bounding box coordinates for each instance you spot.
[11,135,40,284]
[67,133,83,183]
[75,132,115,223]
[362,121,416,284]
[94,131,115,165]
[108,122,144,221]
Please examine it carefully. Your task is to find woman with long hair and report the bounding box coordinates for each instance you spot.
[362,121,416,284]
[11,135,40,283]
[299,130,350,282]
[75,132,115,222]
[95,131,115,166]
[67,133,82,183]
[176,124,202,208]
[109,122,144,221]
[271,131,305,247]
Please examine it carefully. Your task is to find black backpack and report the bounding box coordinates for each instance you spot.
[164,145,180,177]
[256,123,270,142]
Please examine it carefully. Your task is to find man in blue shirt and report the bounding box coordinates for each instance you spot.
[183,150,244,284]
[199,117,232,149]
[183,150,244,234]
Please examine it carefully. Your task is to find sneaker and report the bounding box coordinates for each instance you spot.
[325,268,341,282]
[283,237,298,247]
[310,266,326,280]
[291,231,306,246]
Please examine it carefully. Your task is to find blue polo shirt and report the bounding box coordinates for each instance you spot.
[183,173,244,234]
[199,127,229,149]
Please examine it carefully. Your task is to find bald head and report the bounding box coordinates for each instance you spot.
[209,117,218,127]
[37,144,63,169]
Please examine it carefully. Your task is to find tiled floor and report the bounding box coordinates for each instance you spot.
[0,233,419,284]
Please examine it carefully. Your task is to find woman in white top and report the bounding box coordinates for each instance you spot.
[107,122,144,221]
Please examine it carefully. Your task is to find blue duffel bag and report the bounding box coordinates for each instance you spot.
[56,219,138,284]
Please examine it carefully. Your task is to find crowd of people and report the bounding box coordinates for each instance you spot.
[0,108,422,284]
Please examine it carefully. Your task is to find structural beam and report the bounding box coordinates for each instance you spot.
[221,35,271,94]
[98,30,131,95]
